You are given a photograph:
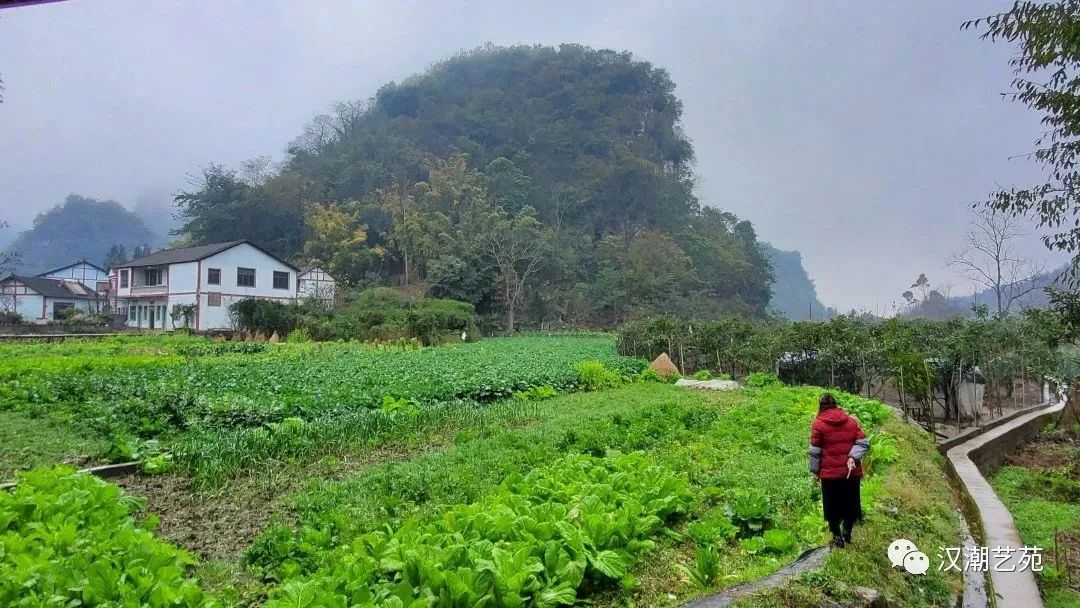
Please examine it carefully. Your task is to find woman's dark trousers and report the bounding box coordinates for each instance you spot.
[821,477,862,541]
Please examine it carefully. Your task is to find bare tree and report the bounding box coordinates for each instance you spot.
[288,114,335,156]
[477,206,550,333]
[949,208,1045,315]
[240,156,274,187]
[0,220,16,276]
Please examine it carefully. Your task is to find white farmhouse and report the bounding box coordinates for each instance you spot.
[111,240,303,331]
[0,275,106,322]
[297,266,336,304]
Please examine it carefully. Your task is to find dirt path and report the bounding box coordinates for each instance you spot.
[681,546,831,608]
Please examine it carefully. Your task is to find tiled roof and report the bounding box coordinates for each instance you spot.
[2,275,101,299]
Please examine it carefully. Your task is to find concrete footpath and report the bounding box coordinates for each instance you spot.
[945,400,1065,608]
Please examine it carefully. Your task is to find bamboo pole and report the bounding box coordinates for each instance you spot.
[958,361,964,433]
[925,362,935,435]
[900,365,908,423]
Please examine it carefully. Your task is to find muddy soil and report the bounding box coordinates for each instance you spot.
[1004,427,1080,473]
[110,442,447,562]
[113,473,283,562]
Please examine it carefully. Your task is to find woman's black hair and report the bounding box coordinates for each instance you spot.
[819,392,838,412]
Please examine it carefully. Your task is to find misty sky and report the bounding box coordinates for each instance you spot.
[0,0,1071,311]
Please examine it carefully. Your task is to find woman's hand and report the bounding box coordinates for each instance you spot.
[846,457,856,475]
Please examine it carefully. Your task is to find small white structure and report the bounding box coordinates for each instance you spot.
[0,275,105,323]
[957,367,987,418]
[110,240,317,331]
[297,266,335,304]
[929,365,987,420]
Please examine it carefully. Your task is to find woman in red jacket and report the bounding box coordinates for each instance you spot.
[808,393,869,548]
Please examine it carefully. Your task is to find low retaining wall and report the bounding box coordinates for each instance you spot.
[966,407,1063,477]
[945,400,1065,608]
[939,399,1061,453]
[0,324,119,335]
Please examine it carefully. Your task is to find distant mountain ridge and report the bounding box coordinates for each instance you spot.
[2,194,158,274]
[949,264,1072,312]
[765,244,835,320]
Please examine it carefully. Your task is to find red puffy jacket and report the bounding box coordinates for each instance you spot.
[809,407,869,480]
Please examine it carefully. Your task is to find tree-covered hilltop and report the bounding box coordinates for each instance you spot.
[174,44,775,330]
[2,194,156,274]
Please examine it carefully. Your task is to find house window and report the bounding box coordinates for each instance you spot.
[207,268,221,285]
[273,271,290,290]
[120,269,129,288]
[237,267,255,287]
[207,292,221,307]
[145,268,163,286]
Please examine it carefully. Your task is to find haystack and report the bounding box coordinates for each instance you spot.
[268,331,281,343]
[650,353,680,377]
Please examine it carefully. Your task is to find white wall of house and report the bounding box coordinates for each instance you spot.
[0,279,101,323]
[0,286,46,322]
[169,261,198,293]
[165,261,199,331]
[121,264,170,330]
[197,244,297,330]
[40,262,108,284]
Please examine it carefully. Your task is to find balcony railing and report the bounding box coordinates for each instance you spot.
[129,284,168,296]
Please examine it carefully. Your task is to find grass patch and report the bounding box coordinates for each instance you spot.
[240,384,914,607]
[732,414,963,608]
[991,428,1080,608]
[0,410,110,478]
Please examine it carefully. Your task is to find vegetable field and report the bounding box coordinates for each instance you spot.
[0,334,963,607]
[0,335,643,480]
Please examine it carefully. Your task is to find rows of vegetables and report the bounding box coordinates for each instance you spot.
[1,336,643,422]
[0,335,645,482]
[2,334,965,607]
[2,376,933,608]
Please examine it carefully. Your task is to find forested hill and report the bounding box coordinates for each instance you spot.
[174,44,776,330]
[2,195,157,275]
[765,245,834,320]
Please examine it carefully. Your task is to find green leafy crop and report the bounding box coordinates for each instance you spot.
[256,452,690,607]
[0,468,214,607]
[725,489,776,537]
